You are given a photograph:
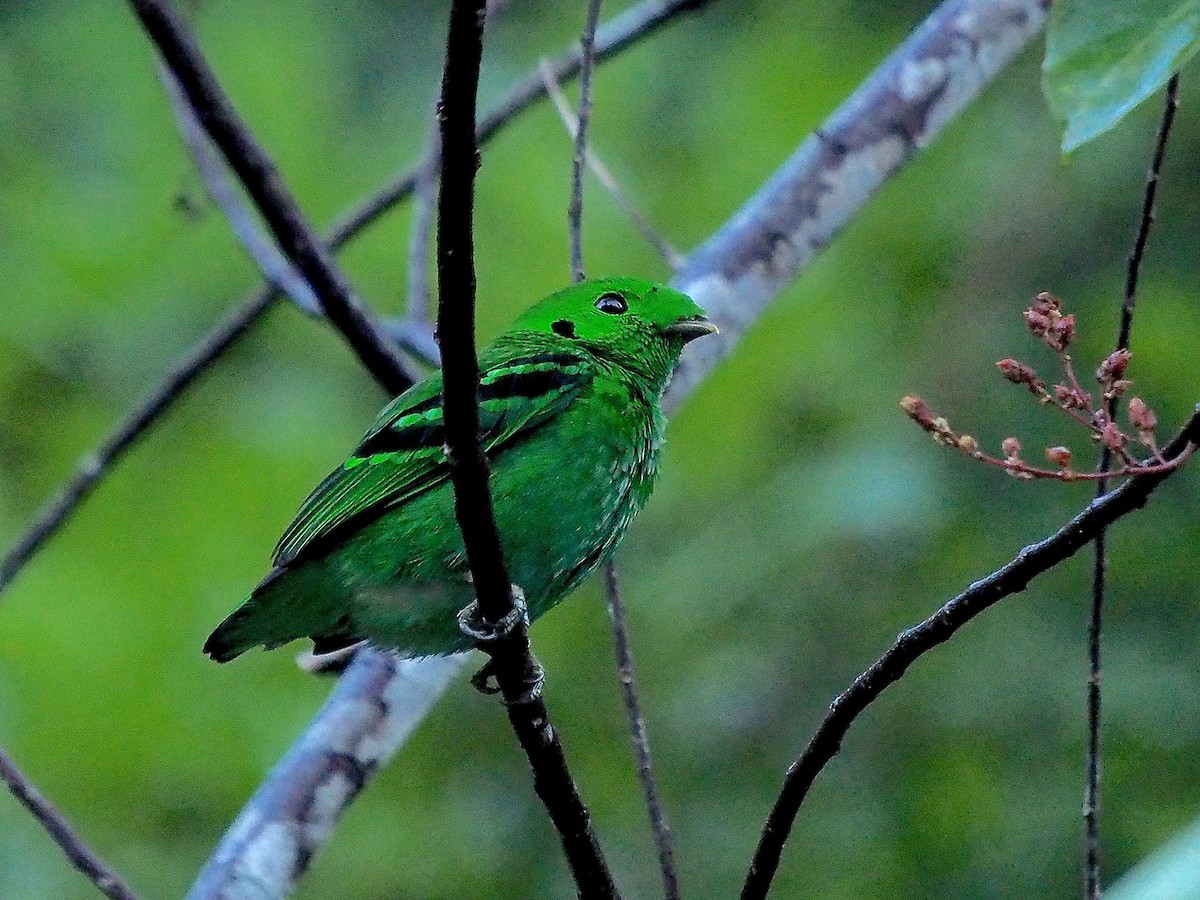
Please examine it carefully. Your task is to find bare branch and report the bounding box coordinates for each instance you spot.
[435,0,519,663]
[561,2,679,892]
[0,0,708,604]
[742,409,1200,900]
[604,563,680,900]
[187,651,464,900]
[540,61,685,269]
[194,0,1051,892]
[569,0,604,281]
[1,745,140,900]
[435,1,617,896]
[1084,72,1181,900]
[127,0,416,395]
[666,0,1051,407]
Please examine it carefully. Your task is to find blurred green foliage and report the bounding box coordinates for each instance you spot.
[2,1,1200,898]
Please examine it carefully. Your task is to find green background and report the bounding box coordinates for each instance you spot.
[2,1,1199,897]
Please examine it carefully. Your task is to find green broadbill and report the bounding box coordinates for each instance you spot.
[204,276,715,662]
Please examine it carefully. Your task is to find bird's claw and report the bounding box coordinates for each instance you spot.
[457,585,528,644]
[469,657,545,705]
[459,586,543,704]
[469,659,503,695]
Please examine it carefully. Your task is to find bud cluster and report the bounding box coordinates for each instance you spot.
[900,291,1188,482]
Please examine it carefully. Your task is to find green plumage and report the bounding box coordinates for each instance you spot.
[204,277,715,662]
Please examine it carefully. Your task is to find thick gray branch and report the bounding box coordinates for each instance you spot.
[188,652,464,900]
[668,0,1049,406]
[191,0,1049,895]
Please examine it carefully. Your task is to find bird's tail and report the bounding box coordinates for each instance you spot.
[203,565,343,662]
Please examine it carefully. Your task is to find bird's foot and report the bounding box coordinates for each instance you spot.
[456,585,528,644]
[458,586,543,704]
[468,657,545,704]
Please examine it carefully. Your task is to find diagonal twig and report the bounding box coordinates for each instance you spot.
[435,1,617,896]
[0,0,708,607]
[1,745,140,900]
[127,0,416,395]
[190,0,1052,894]
[1084,72,1181,900]
[742,408,1200,900]
[541,60,685,270]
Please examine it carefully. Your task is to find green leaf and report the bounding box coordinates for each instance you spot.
[1043,0,1200,152]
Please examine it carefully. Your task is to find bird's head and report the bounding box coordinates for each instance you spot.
[511,276,717,385]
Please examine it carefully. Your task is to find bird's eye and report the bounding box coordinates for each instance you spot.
[594,293,628,314]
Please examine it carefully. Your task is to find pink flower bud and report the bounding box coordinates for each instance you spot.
[1096,349,1131,384]
[1030,291,1062,316]
[996,358,1043,393]
[1002,437,1022,459]
[1054,383,1091,410]
[1024,310,1051,336]
[1100,422,1127,453]
[1128,397,1157,432]
[1053,315,1076,349]
[900,395,936,431]
[1024,292,1074,350]
[1045,446,1072,468]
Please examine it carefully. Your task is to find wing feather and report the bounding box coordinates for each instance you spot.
[272,347,592,566]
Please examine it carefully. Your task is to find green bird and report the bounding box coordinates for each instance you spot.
[204,276,716,663]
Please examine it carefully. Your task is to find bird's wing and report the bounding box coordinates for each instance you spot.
[272,347,594,567]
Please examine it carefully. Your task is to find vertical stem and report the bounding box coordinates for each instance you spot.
[436,3,617,896]
[605,563,681,900]
[1084,72,1180,900]
[569,0,604,281]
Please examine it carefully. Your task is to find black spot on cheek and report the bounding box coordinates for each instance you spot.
[552,319,577,338]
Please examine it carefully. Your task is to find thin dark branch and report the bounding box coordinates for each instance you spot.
[569,0,604,281]
[435,2,617,897]
[604,563,680,900]
[541,61,684,269]
[561,1,679,892]
[436,0,511,629]
[0,0,706,604]
[1,745,140,900]
[1118,75,1180,350]
[127,0,416,395]
[1084,72,1180,900]
[741,410,1200,900]
[195,0,1051,892]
